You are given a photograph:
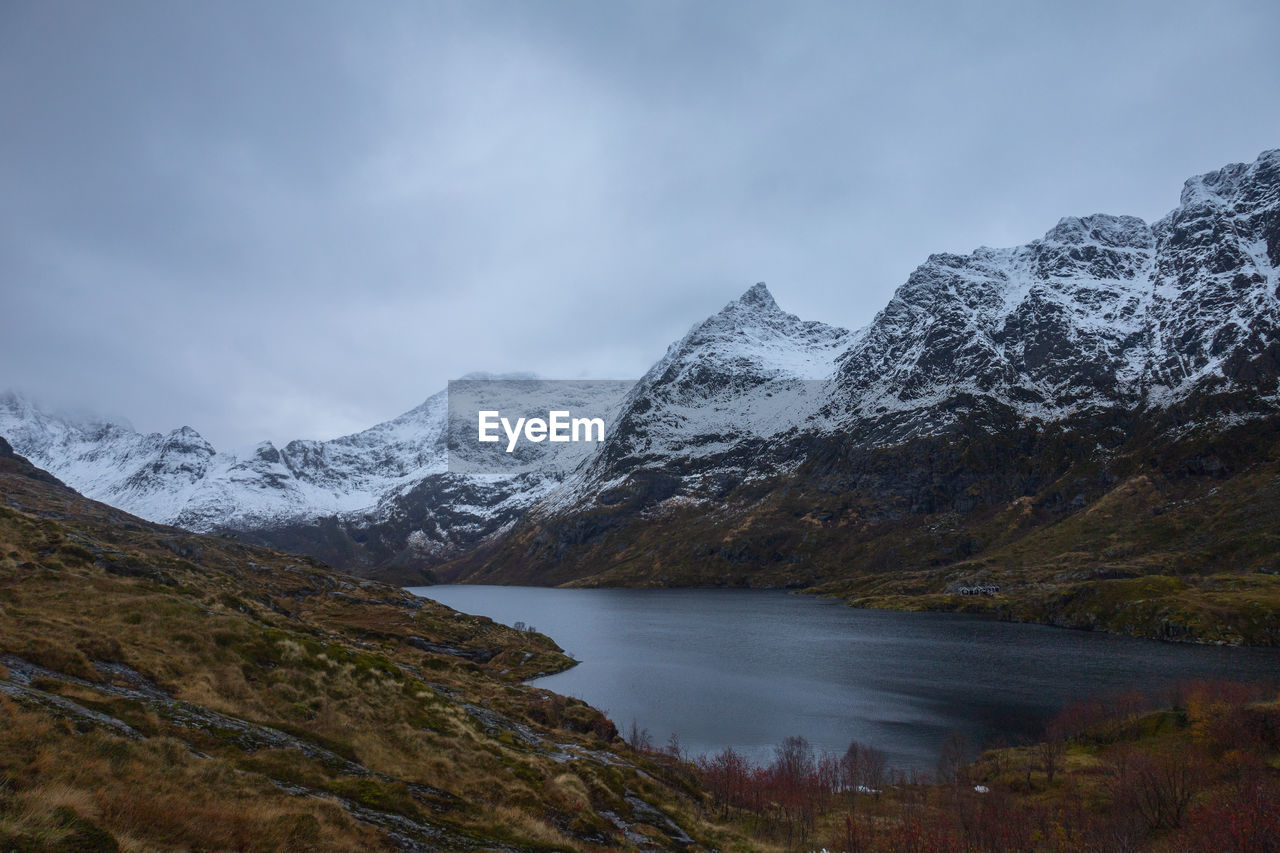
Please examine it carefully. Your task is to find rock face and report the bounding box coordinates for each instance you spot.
[830,214,1156,439]
[831,149,1279,442]
[537,150,1278,514]
[2,149,1278,582]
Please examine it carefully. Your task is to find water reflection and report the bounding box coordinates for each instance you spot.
[410,586,1280,769]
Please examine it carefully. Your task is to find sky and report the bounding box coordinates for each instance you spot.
[3,0,1279,451]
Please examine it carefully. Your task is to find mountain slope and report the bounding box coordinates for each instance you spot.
[0,389,448,530]
[0,438,769,851]
[440,151,1280,643]
[539,284,850,513]
[0,379,632,580]
[2,149,1278,632]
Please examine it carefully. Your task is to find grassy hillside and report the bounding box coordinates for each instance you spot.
[0,439,772,852]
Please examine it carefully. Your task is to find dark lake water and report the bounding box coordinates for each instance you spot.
[408,586,1280,770]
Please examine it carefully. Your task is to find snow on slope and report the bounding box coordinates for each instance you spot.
[601,283,849,454]
[0,376,635,541]
[0,389,449,529]
[539,151,1279,512]
[0,393,220,522]
[538,283,853,509]
[1145,149,1280,402]
[3,150,1276,546]
[828,150,1278,440]
[830,213,1157,436]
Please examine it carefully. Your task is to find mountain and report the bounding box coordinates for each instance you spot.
[829,152,1279,440]
[536,283,851,513]
[529,149,1278,519]
[439,150,1280,643]
[0,389,447,529]
[0,379,631,580]
[3,149,1278,641]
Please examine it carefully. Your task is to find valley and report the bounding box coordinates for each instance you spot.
[3,440,1277,851]
[4,150,1278,648]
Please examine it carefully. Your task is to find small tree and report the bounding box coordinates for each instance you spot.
[700,747,750,816]
[1038,736,1065,785]
[664,731,685,762]
[843,739,887,798]
[1112,747,1205,830]
[937,731,969,787]
[772,736,817,844]
[860,744,888,793]
[627,718,652,751]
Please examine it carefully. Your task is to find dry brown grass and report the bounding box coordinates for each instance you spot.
[0,702,375,852]
[0,465,772,851]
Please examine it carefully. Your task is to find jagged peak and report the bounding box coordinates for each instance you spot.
[161,425,215,455]
[692,283,850,344]
[671,283,784,344]
[704,283,788,327]
[1042,214,1152,249]
[253,440,282,464]
[1179,148,1279,208]
[735,282,778,311]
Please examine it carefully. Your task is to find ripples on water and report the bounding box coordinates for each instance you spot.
[409,586,1280,769]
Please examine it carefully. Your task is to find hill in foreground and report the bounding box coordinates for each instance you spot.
[0,437,759,851]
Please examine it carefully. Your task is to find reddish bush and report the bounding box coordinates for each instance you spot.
[699,747,751,815]
[1183,772,1280,853]
[1109,746,1206,830]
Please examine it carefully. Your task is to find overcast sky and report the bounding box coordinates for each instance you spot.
[3,0,1278,450]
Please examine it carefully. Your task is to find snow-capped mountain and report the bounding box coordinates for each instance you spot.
[444,149,1279,585]
[827,149,1279,442]
[0,371,634,571]
[3,149,1277,582]
[0,389,448,531]
[0,378,630,574]
[828,214,1157,439]
[541,283,851,509]
[535,150,1277,514]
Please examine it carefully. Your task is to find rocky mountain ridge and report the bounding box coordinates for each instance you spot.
[3,149,1278,592]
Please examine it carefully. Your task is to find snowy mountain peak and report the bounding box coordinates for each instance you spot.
[170,425,207,442]
[559,283,853,497]
[1179,148,1279,209]
[253,441,281,463]
[1042,214,1152,250]
[658,282,851,383]
[696,282,790,333]
[160,426,214,458]
[735,281,779,310]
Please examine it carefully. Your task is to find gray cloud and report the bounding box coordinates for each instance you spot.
[3,0,1278,449]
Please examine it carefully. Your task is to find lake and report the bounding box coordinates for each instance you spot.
[407,585,1280,770]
